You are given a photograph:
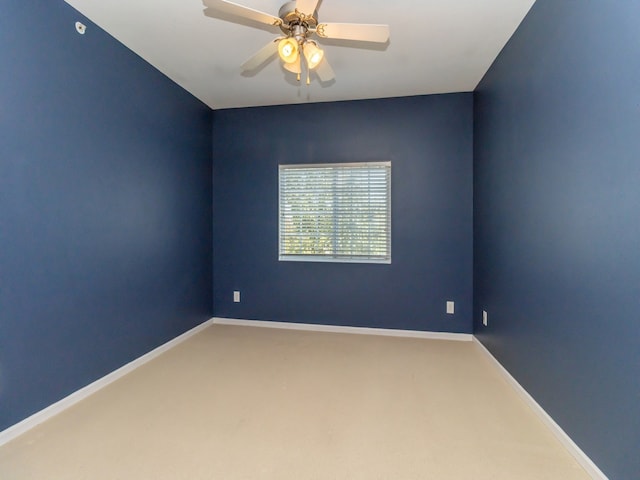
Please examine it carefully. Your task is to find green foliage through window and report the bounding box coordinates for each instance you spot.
[279,162,391,263]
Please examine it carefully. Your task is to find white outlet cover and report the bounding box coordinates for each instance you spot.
[483,310,488,326]
[446,301,455,314]
[233,291,240,303]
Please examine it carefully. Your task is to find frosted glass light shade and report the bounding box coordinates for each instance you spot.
[303,42,324,69]
[278,37,299,64]
[283,55,301,74]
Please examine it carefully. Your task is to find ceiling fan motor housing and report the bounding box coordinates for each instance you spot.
[278,1,318,40]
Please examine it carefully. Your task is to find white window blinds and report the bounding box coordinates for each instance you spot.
[279,162,391,263]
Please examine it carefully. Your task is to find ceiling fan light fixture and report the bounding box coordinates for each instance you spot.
[278,37,299,64]
[283,55,301,75]
[203,0,389,86]
[303,41,324,69]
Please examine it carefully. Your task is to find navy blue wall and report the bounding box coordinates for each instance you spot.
[213,94,473,332]
[474,2,640,478]
[0,2,213,430]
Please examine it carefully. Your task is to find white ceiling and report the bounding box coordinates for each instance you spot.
[64,0,535,110]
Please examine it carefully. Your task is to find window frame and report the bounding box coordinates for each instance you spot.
[278,161,392,264]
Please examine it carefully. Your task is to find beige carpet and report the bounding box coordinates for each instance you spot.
[0,324,589,479]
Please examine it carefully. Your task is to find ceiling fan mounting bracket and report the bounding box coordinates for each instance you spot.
[278,1,318,38]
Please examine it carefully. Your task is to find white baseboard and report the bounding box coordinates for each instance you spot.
[472,337,608,480]
[213,317,473,342]
[0,318,215,447]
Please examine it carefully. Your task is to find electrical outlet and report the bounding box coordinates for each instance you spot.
[482,310,488,326]
[233,291,240,303]
[446,301,455,314]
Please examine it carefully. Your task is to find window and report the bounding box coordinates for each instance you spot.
[279,162,391,263]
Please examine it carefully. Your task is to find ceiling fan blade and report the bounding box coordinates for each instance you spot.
[202,0,282,27]
[315,23,390,43]
[315,57,335,83]
[295,0,320,15]
[241,39,280,71]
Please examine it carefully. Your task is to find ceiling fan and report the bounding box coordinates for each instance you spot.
[202,0,390,84]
